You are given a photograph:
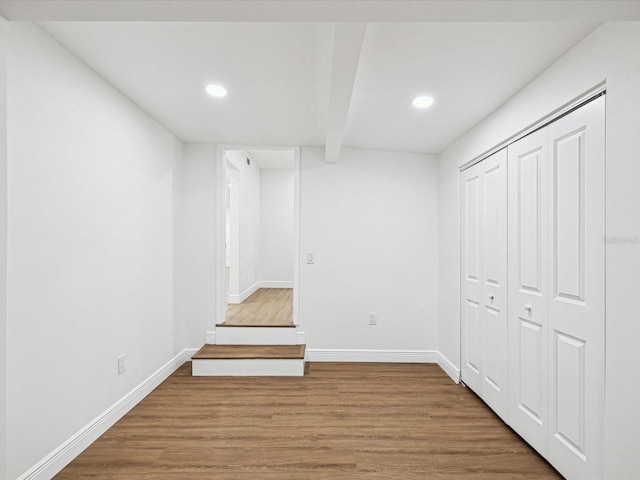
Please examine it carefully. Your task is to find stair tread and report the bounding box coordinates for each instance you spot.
[192,344,305,360]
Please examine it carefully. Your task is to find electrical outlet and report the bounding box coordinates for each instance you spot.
[117,354,126,375]
[369,313,377,325]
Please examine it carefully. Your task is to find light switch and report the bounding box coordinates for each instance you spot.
[306,252,314,264]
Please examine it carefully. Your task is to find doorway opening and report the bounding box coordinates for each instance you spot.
[216,146,300,327]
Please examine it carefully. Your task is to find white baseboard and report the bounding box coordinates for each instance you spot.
[296,331,306,345]
[305,348,438,363]
[437,352,461,384]
[184,348,199,358]
[17,346,461,479]
[259,281,293,289]
[306,349,460,382]
[228,281,292,304]
[228,282,260,304]
[205,330,216,344]
[17,349,194,480]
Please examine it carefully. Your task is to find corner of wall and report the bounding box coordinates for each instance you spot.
[436,149,461,373]
[0,14,8,480]
[437,351,460,384]
[173,139,186,355]
[182,144,218,348]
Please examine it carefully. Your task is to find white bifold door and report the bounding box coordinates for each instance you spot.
[462,95,605,480]
[508,96,605,479]
[460,148,508,421]
[546,97,605,479]
[507,127,549,454]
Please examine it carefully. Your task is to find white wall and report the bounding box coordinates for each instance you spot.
[260,168,294,283]
[5,23,184,479]
[226,164,240,297]
[172,136,185,355]
[437,22,640,479]
[300,147,438,353]
[182,144,217,345]
[0,15,7,480]
[226,150,261,294]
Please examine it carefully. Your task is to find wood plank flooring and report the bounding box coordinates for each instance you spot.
[224,288,293,326]
[192,344,305,359]
[55,363,561,479]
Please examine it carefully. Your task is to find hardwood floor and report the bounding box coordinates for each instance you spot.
[55,363,561,479]
[224,288,293,326]
[192,344,305,359]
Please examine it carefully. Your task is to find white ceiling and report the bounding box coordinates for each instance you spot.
[2,1,638,155]
[344,22,598,153]
[39,22,334,146]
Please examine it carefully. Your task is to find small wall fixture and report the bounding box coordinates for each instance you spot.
[412,95,434,109]
[206,84,228,98]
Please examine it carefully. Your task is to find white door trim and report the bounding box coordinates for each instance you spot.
[215,145,301,326]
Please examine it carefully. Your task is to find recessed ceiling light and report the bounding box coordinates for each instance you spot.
[412,95,434,109]
[206,84,228,98]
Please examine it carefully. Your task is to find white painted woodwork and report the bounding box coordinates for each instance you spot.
[305,348,439,364]
[216,146,302,327]
[507,128,549,455]
[12,350,193,480]
[460,148,508,420]
[546,96,605,480]
[191,358,305,377]
[464,96,605,479]
[215,326,299,345]
[461,165,482,394]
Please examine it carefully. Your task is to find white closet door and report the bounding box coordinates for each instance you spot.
[460,149,508,420]
[461,162,483,394]
[507,129,549,455]
[546,96,605,479]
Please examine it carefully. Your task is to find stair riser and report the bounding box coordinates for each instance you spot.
[192,358,305,376]
[215,327,298,345]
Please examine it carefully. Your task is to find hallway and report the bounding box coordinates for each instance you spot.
[224,288,293,326]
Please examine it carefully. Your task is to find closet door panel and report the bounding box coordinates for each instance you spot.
[547,96,605,480]
[519,319,543,420]
[465,301,481,379]
[480,151,508,419]
[460,149,508,420]
[461,168,483,393]
[507,129,548,455]
[483,164,502,286]
[465,174,481,282]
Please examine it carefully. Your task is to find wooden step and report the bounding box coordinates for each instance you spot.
[214,325,301,345]
[192,344,305,360]
[191,344,306,377]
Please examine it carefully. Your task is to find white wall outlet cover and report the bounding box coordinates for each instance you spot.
[117,354,126,374]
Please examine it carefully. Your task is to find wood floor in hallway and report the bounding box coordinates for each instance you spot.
[55,362,561,479]
[224,287,293,326]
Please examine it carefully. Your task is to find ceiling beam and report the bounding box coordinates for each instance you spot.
[324,23,367,164]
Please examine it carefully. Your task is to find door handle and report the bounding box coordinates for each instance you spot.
[524,304,532,313]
